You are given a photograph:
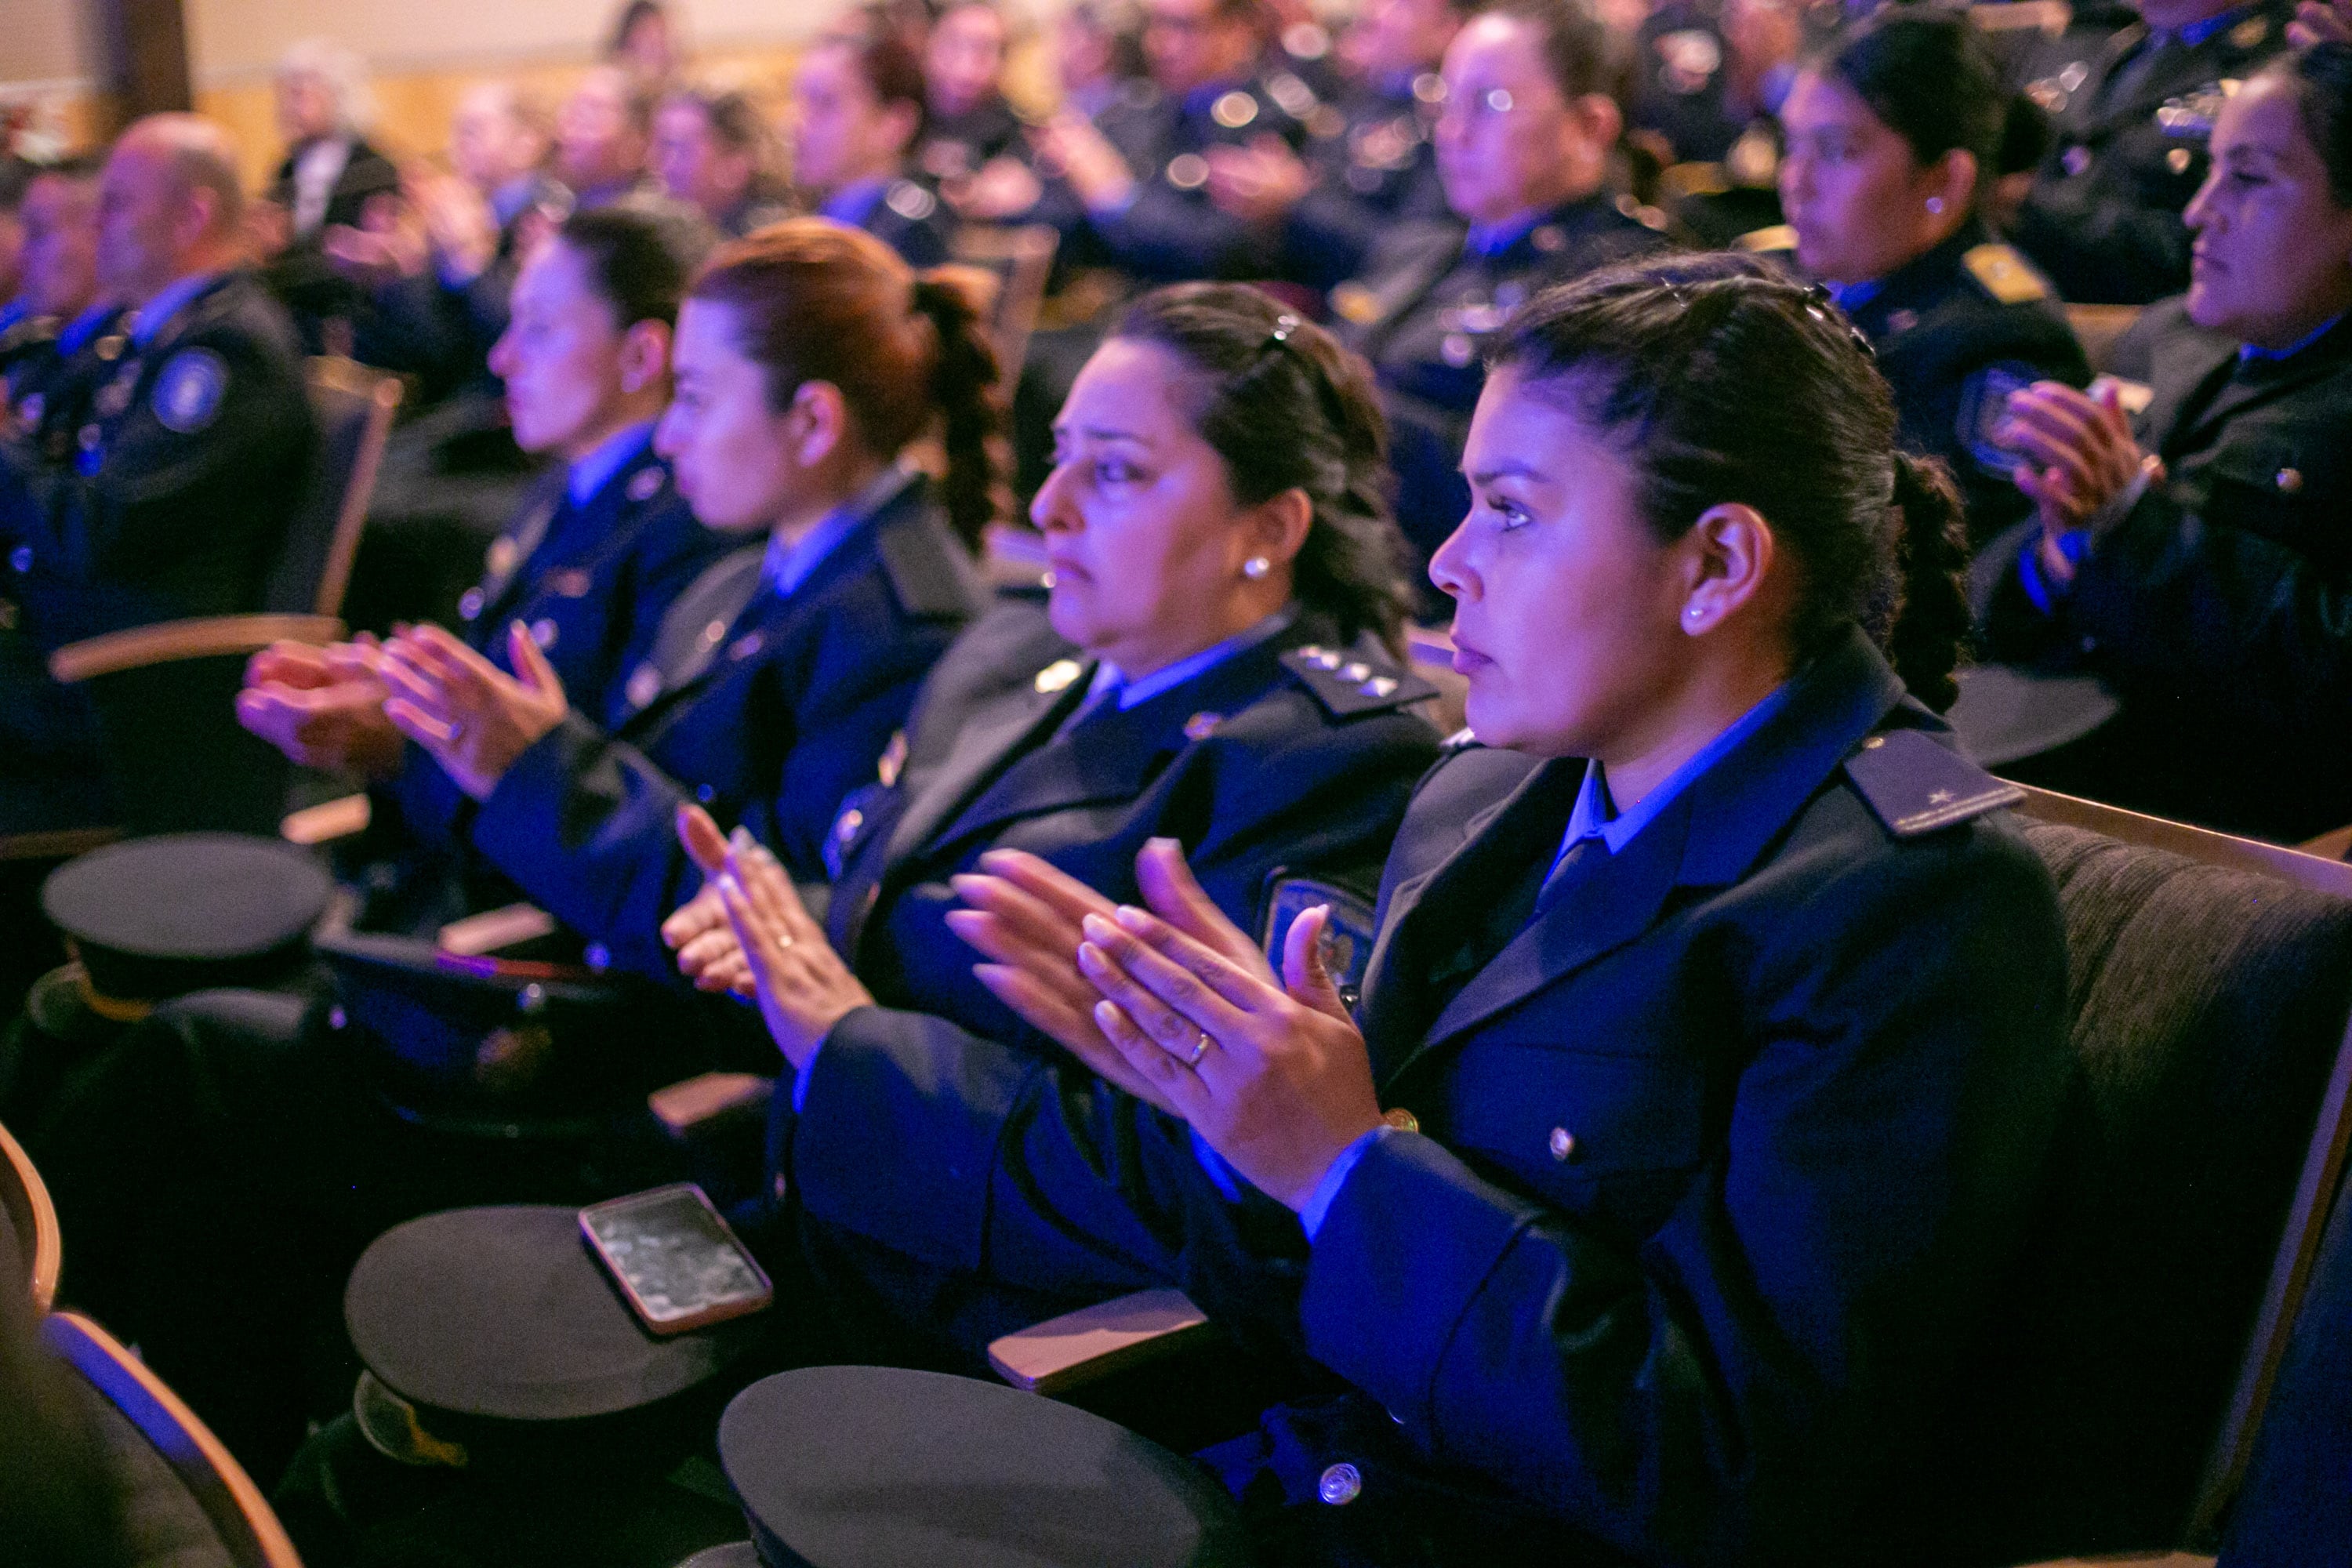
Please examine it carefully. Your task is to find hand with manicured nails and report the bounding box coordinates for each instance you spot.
[1998,380,2151,586]
[712,832,875,1070]
[235,636,405,779]
[1066,838,1385,1212]
[378,621,569,801]
[946,847,1183,1112]
[663,804,756,996]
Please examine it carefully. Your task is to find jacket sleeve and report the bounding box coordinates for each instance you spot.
[465,599,953,983]
[1294,824,2070,1563]
[1089,187,1281,282]
[787,711,1440,1294]
[2061,484,2352,736]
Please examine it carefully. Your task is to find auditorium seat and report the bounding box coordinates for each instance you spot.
[45,1309,306,1568]
[43,356,402,838]
[971,786,2352,1566]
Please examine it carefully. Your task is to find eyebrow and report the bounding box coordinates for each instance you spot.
[1052,423,1153,446]
[1465,459,1548,484]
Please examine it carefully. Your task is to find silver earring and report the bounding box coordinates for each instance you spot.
[1242,556,1271,580]
[1926,196,1945,215]
[1685,606,1702,621]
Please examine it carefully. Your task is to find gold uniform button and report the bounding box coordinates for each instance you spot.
[2278,467,2305,493]
[1382,1107,1419,1134]
[835,808,865,843]
[1548,1126,1577,1161]
[2166,147,2193,174]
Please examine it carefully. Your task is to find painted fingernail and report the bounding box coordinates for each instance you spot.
[1082,913,1116,942]
[1114,906,1151,931]
[1077,942,1106,971]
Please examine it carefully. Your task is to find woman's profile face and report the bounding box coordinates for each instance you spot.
[488,240,636,460]
[657,297,802,533]
[793,45,900,197]
[1430,365,1694,758]
[1777,68,1949,286]
[2185,72,2352,350]
[1031,336,1271,677]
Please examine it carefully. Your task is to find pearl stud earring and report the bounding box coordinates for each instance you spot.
[1242,556,1271,579]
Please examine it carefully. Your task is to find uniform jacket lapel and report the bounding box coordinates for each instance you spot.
[1371,628,1911,1087]
[877,677,1086,875]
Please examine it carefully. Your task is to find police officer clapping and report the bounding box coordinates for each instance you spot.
[1775,9,2090,546]
[965,257,2070,1563]
[1982,43,2352,840]
[1329,0,1670,566]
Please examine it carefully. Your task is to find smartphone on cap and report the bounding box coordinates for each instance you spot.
[579,1184,773,1335]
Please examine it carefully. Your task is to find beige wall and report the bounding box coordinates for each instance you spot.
[2,0,894,185]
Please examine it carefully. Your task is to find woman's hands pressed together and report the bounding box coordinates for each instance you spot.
[377,622,570,801]
[664,804,756,996]
[1999,379,2156,588]
[234,637,407,779]
[967,837,1387,1212]
[696,808,875,1070]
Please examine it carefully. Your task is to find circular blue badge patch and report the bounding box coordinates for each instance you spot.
[152,347,230,434]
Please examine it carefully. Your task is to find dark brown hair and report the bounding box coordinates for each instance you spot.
[690,216,1009,543]
[1114,283,1417,655]
[1490,253,1973,710]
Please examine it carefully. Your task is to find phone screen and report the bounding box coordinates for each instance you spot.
[581,1186,771,1329]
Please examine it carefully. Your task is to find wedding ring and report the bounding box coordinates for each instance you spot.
[1185,1033,1212,1067]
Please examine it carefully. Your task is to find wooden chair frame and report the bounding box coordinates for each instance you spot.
[953,223,1059,385]
[0,1116,61,1312]
[44,1310,304,1568]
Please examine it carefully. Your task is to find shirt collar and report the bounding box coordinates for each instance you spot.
[1464,209,1545,260]
[129,270,222,350]
[565,421,656,507]
[1561,680,1795,858]
[490,174,541,228]
[2173,2,2256,46]
[762,462,917,598]
[817,177,889,227]
[1092,606,1298,710]
[57,302,117,358]
[2240,314,2345,365]
[1825,278,1883,312]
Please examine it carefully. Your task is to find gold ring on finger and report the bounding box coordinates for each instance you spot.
[1185,1032,1211,1067]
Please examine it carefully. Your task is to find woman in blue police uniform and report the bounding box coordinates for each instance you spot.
[659,284,1442,1338]
[2013,0,2293,303]
[1327,0,1671,566]
[237,205,728,933]
[32,218,997,1473]
[851,257,2072,1564]
[1772,9,2091,548]
[792,26,957,269]
[1980,42,2352,843]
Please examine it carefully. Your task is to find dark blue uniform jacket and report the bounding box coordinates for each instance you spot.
[788,600,1443,1290]
[793,624,2071,1566]
[464,472,982,981]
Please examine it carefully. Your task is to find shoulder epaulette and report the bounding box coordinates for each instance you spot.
[1962,243,2053,307]
[1279,642,1437,717]
[1844,728,2024,838]
[1439,726,1481,753]
[1736,223,1797,254]
[876,508,980,619]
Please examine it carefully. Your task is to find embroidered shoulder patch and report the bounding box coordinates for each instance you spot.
[151,347,229,434]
